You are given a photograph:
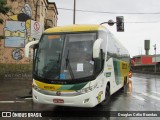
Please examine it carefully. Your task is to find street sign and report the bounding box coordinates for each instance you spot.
[30,20,43,40]
[34,22,40,31]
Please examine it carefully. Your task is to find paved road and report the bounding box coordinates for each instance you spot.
[0,73,160,120]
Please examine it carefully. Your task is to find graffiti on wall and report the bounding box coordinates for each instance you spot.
[1,1,44,63]
[0,1,34,63]
[4,21,26,47]
[10,3,32,22]
[4,2,33,48]
[12,48,24,60]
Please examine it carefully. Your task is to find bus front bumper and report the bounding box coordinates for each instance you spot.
[32,88,101,107]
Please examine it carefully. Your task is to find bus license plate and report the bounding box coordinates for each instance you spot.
[53,99,64,103]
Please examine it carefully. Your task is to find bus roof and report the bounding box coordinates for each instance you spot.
[44,24,106,33]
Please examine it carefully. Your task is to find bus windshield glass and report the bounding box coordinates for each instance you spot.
[34,32,96,80]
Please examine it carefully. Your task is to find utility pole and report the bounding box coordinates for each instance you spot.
[35,0,39,21]
[154,44,157,73]
[73,0,76,24]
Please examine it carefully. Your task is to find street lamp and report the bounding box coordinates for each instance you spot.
[73,0,76,24]
[153,44,157,73]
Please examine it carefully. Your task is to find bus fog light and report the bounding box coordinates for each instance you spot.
[83,98,90,103]
[34,95,38,99]
[33,84,41,91]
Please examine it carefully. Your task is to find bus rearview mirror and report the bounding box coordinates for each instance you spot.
[25,40,39,58]
[93,38,103,58]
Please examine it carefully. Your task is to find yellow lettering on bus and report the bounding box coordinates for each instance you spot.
[48,35,60,40]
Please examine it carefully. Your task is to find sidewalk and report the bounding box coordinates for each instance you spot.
[0,77,32,101]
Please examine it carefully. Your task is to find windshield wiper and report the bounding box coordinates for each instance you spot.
[34,56,40,75]
[57,52,61,79]
[66,50,75,79]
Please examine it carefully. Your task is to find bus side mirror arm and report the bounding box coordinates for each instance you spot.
[93,38,103,58]
[25,40,39,58]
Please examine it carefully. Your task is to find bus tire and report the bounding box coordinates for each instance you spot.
[100,86,110,106]
[123,77,128,94]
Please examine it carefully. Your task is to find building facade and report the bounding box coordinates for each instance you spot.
[131,55,160,73]
[0,0,58,63]
[132,55,160,66]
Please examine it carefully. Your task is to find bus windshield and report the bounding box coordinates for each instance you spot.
[34,32,96,80]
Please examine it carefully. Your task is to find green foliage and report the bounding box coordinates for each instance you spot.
[0,35,5,39]
[0,0,10,24]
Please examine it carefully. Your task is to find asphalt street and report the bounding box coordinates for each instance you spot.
[0,73,160,120]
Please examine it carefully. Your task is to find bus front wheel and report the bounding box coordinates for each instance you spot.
[100,86,110,106]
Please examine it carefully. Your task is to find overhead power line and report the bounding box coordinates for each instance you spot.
[57,7,160,15]
[125,21,160,23]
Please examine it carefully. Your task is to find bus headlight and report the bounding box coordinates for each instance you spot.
[76,84,97,94]
[32,84,41,91]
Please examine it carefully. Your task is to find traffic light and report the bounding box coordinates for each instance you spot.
[116,16,124,32]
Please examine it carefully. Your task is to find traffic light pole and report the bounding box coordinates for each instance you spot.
[154,44,157,73]
[73,0,76,24]
[100,16,124,32]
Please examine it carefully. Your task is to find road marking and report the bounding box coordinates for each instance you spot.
[132,95,145,101]
[25,98,32,100]
[0,101,26,103]
[152,91,160,95]
[142,93,160,101]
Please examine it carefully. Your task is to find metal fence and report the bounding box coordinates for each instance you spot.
[132,64,160,74]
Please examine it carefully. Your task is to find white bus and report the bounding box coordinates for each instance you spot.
[25,24,130,107]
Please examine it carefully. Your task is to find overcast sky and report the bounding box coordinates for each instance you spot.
[49,0,160,57]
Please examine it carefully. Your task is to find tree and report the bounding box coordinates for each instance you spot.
[0,0,10,39]
[0,0,10,24]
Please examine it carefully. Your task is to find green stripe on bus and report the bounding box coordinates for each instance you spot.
[57,82,88,91]
[113,59,121,85]
[58,85,74,90]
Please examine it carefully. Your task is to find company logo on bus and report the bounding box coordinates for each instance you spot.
[56,91,61,96]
